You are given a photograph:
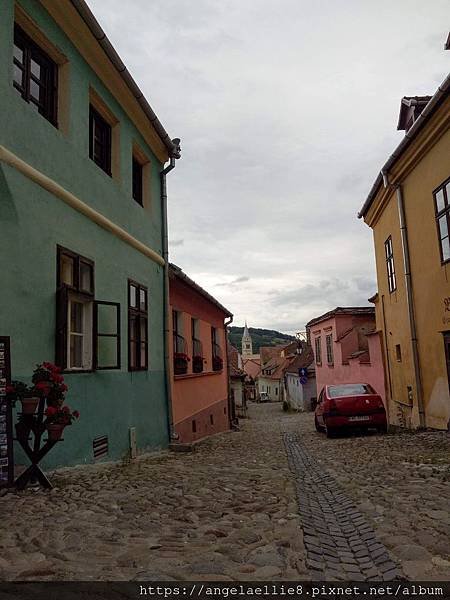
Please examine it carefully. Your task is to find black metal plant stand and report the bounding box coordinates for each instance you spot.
[14,397,61,490]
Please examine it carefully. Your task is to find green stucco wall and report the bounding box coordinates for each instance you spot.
[0,0,170,467]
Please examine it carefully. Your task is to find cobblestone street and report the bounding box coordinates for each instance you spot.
[0,403,449,582]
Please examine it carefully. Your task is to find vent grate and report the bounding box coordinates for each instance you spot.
[93,435,108,460]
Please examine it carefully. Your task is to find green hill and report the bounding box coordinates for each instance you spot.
[228,326,295,354]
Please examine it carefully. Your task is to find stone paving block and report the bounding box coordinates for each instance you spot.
[383,568,399,581]
[283,432,402,584]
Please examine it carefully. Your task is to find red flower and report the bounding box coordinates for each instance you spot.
[62,406,70,413]
[73,410,80,419]
[61,384,68,392]
[52,374,64,383]
[45,406,57,416]
[5,385,15,395]
[35,381,51,395]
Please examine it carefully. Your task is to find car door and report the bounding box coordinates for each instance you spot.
[316,388,325,425]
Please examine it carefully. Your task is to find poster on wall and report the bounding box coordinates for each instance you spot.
[0,337,13,487]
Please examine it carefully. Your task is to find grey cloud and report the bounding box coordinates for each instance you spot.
[216,276,250,287]
[87,0,448,331]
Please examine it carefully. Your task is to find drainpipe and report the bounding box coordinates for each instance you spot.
[224,315,236,428]
[160,140,181,441]
[396,184,426,428]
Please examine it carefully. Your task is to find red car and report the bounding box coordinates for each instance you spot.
[315,383,387,437]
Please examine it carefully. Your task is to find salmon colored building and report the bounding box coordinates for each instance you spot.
[306,307,386,407]
[169,264,233,444]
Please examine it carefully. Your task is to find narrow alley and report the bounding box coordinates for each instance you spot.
[0,404,449,582]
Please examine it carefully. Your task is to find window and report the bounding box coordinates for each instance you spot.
[328,384,376,397]
[173,310,188,375]
[326,334,334,365]
[132,156,143,206]
[211,327,223,371]
[314,336,322,365]
[246,343,250,349]
[56,247,120,371]
[434,178,450,263]
[385,236,396,293]
[192,318,203,373]
[128,281,148,371]
[56,247,94,371]
[13,24,57,125]
[89,105,111,175]
[395,344,402,362]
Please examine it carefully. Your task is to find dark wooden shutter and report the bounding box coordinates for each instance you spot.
[55,287,68,369]
[94,301,120,370]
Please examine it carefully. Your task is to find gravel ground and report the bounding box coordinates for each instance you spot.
[0,403,306,581]
[0,403,448,582]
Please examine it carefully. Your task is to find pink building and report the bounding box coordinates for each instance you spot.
[169,264,232,444]
[306,307,386,406]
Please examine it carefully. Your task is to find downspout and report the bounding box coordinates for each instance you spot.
[160,139,181,441]
[396,184,426,427]
[224,315,236,428]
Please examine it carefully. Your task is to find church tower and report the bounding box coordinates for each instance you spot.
[241,321,253,358]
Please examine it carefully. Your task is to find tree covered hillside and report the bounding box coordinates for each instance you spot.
[228,326,295,354]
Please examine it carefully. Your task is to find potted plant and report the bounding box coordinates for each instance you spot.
[45,405,79,441]
[192,354,204,373]
[212,355,223,371]
[173,352,190,375]
[6,380,39,414]
[32,362,68,408]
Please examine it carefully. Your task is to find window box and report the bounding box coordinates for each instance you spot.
[174,352,189,375]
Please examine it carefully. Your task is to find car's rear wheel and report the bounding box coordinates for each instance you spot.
[325,424,336,438]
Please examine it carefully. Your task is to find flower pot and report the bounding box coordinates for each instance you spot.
[47,423,65,441]
[20,396,40,415]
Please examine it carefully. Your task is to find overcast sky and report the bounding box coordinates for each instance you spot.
[89,0,449,333]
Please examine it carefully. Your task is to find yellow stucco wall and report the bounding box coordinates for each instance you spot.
[365,96,450,430]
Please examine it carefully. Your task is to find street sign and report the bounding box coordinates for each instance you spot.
[0,337,13,487]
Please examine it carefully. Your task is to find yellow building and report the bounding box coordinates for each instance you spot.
[359,73,450,430]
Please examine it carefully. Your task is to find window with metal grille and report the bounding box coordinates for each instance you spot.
[13,24,58,126]
[434,178,450,263]
[128,281,148,371]
[385,236,396,293]
[192,318,203,373]
[211,327,223,371]
[314,336,322,365]
[326,334,334,365]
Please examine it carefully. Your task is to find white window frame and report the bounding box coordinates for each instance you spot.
[67,292,93,370]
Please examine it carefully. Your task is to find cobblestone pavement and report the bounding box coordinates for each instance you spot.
[0,404,449,582]
[294,412,450,581]
[284,433,400,581]
[0,404,306,581]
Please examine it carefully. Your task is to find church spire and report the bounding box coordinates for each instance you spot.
[242,321,253,358]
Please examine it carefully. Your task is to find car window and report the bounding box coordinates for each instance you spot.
[328,384,376,397]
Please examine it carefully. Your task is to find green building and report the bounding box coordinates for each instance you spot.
[0,0,180,468]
